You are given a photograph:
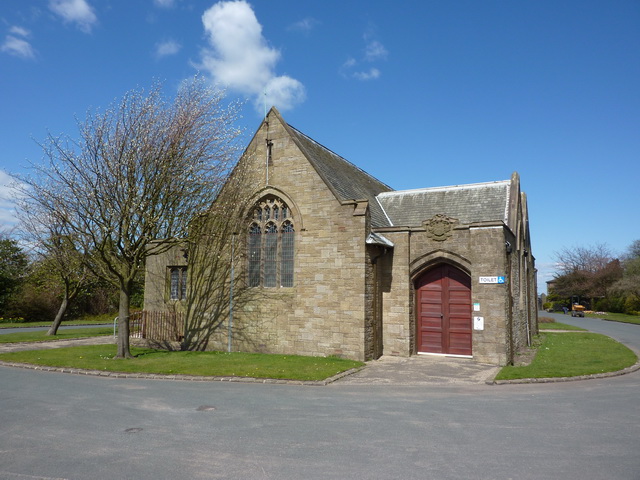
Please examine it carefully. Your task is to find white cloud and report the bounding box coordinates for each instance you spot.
[287,17,319,33]
[264,76,306,112]
[154,0,177,7]
[197,0,305,112]
[364,40,388,62]
[1,31,36,59]
[49,0,98,33]
[9,26,31,37]
[0,170,23,229]
[341,31,388,81]
[353,68,381,81]
[155,39,181,58]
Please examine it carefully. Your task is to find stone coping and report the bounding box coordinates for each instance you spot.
[1,356,638,386]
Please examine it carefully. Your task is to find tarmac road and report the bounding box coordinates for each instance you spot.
[0,313,638,480]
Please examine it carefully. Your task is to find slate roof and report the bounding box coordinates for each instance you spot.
[275,109,514,231]
[376,180,511,228]
[286,124,393,227]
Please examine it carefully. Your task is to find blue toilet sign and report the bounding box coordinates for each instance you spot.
[479,276,506,284]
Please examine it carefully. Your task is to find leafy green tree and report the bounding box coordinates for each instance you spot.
[0,237,29,315]
[614,240,640,311]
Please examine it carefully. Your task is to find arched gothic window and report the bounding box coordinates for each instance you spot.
[248,196,295,287]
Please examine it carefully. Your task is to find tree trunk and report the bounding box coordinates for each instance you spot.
[46,295,68,336]
[116,287,133,358]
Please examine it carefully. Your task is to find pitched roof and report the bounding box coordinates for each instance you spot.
[268,108,517,231]
[284,122,393,227]
[376,180,511,228]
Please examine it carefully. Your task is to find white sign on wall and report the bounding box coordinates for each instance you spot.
[474,316,484,330]
[479,276,506,284]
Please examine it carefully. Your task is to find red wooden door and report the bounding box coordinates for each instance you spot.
[416,265,472,356]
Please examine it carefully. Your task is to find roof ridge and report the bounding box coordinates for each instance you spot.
[377,179,510,197]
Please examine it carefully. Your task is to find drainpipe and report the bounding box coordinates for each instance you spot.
[228,234,236,353]
[524,250,531,347]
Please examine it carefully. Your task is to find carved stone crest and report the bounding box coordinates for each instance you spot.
[424,214,458,241]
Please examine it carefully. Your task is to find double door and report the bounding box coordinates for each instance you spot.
[416,265,472,356]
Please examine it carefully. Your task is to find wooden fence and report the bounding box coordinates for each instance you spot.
[130,310,184,342]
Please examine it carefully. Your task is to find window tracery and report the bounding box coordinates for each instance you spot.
[248,196,295,287]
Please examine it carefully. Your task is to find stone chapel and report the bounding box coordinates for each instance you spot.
[143,107,538,366]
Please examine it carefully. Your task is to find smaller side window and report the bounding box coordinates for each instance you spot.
[169,266,187,301]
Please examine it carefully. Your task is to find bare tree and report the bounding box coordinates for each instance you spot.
[180,161,261,351]
[16,78,242,357]
[553,243,623,301]
[555,243,615,275]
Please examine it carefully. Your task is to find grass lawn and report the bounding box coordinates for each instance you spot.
[496,332,638,381]
[0,312,116,329]
[0,345,364,381]
[0,327,114,343]
[538,321,586,331]
[586,312,640,325]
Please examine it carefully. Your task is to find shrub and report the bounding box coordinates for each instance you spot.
[6,284,59,322]
[0,317,26,324]
[623,295,640,315]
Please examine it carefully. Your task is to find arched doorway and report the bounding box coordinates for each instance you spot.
[415,264,472,356]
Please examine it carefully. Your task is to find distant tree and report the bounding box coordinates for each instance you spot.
[614,240,640,302]
[552,243,622,304]
[0,237,29,314]
[555,243,615,276]
[626,240,640,260]
[17,202,95,334]
[42,234,92,335]
[16,77,242,357]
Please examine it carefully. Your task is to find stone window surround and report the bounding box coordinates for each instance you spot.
[168,266,187,301]
[248,195,295,288]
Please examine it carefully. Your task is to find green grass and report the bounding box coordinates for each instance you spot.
[0,345,364,381]
[585,311,640,325]
[496,332,638,380]
[538,322,586,331]
[0,327,113,343]
[0,312,116,329]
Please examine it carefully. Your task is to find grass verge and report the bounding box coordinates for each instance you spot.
[496,332,638,381]
[538,322,586,331]
[0,345,364,381]
[585,312,640,325]
[0,327,113,343]
[0,312,117,329]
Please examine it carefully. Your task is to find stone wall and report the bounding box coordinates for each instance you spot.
[378,231,412,356]
[154,111,371,360]
[376,223,513,365]
[143,244,188,314]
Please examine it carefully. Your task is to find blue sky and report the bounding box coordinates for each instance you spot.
[1,0,638,293]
